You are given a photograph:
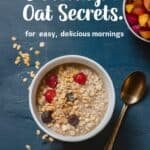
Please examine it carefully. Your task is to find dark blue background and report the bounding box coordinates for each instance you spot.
[0,0,150,150]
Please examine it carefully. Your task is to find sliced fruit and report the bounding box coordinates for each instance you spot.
[140,30,150,39]
[148,19,150,27]
[139,14,149,26]
[132,25,141,33]
[127,0,134,3]
[133,0,143,7]
[133,6,146,15]
[126,14,138,25]
[144,0,150,12]
[126,4,134,13]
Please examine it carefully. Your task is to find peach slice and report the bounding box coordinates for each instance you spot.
[140,30,150,39]
[144,0,150,12]
[133,0,143,6]
[133,6,146,15]
[139,14,149,26]
[148,19,150,27]
[126,4,134,13]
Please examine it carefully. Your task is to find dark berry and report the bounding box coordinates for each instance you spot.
[45,74,58,88]
[44,89,56,103]
[66,93,75,101]
[68,115,79,127]
[73,72,87,85]
[41,111,53,123]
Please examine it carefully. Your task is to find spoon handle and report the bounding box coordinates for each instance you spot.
[104,104,128,150]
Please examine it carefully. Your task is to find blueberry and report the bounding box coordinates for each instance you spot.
[66,93,75,101]
[41,111,53,123]
[68,115,79,127]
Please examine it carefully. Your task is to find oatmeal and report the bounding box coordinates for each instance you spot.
[36,64,108,136]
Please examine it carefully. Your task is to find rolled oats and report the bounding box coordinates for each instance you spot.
[39,42,45,48]
[14,56,21,65]
[35,61,41,69]
[48,137,54,142]
[36,129,41,136]
[29,47,34,51]
[34,50,41,56]
[22,78,28,82]
[25,144,31,150]
[16,44,21,51]
[29,71,36,78]
[13,43,18,49]
[11,36,17,41]
[41,134,49,140]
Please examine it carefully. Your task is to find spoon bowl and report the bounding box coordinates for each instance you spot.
[121,71,146,105]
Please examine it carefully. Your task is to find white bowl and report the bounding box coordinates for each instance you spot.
[29,55,115,142]
[123,0,150,43]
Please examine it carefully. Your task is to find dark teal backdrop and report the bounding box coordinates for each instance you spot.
[0,0,150,150]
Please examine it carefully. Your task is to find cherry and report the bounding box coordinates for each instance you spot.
[45,74,58,88]
[44,89,56,103]
[73,72,87,85]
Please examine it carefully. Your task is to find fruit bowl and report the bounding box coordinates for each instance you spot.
[123,0,150,43]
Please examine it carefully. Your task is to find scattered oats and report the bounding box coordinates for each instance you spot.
[22,78,28,82]
[14,60,20,65]
[16,44,21,51]
[39,42,45,48]
[16,56,21,60]
[48,137,54,142]
[29,71,36,78]
[11,36,16,41]
[13,43,17,49]
[36,129,41,136]
[34,50,40,56]
[25,144,31,150]
[35,61,41,69]
[19,52,30,67]
[20,53,30,59]
[19,51,23,55]
[42,134,49,140]
[29,47,34,51]
[14,56,21,65]
[35,65,39,70]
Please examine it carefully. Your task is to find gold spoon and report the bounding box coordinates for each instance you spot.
[104,71,146,150]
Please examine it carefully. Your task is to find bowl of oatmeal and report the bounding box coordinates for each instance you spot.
[29,55,115,142]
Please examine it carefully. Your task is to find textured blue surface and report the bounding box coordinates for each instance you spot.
[0,0,150,150]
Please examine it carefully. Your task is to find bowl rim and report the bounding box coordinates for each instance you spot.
[122,0,150,43]
[29,55,116,142]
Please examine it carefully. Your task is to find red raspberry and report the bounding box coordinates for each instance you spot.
[73,72,87,85]
[45,74,58,88]
[44,89,56,103]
